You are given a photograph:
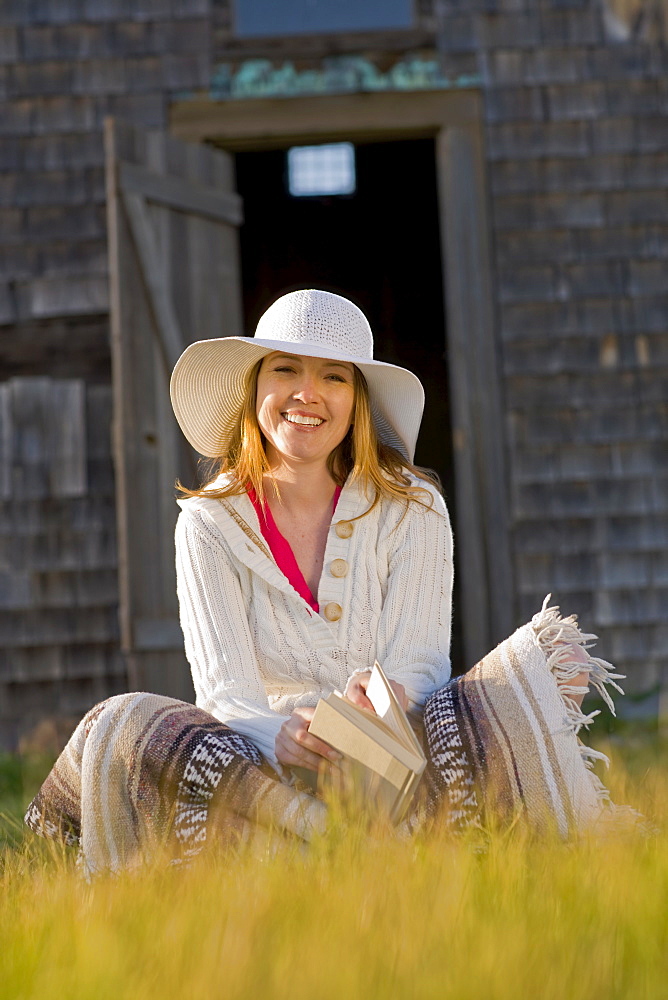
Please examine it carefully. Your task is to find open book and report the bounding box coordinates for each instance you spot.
[307,662,426,824]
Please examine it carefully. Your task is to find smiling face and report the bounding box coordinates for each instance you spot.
[255,352,356,471]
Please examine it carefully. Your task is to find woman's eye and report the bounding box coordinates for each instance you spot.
[273,366,296,374]
[326,374,346,382]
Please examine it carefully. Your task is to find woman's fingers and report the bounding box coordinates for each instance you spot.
[275,708,341,771]
[346,688,375,712]
[344,672,375,712]
[293,707,341,761]
[294,722,341,764]
[345,673,409,713]
[276,734,327,771]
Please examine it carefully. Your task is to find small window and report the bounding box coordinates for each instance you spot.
[235,0,413,38]
[287,144,356,198]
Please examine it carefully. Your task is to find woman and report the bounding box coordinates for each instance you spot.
[172,288,453,778]
[26,290,624,873]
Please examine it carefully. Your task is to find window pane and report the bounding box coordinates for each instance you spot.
[235,0,413,38]
[288,144,356,197]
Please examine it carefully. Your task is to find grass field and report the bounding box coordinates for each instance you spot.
[1,725,667,1000]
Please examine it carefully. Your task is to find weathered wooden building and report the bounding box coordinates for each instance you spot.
[1,0,667,749]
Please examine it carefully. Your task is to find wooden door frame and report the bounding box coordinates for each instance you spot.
[170,88,514,666]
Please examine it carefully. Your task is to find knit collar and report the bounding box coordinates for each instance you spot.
[178,473,372,617]
[199,471,372,527]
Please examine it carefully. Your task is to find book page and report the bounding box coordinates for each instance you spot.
[365,662,420,752]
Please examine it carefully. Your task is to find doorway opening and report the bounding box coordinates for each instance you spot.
[235,137,462,666]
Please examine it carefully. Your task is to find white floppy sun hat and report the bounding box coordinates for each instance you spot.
[170,289,425,462]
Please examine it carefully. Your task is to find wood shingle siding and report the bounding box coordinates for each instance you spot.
[0,379,122,749]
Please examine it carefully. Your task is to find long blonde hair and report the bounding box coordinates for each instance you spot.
[178,359,441,516]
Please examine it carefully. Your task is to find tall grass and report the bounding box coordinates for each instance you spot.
[1,734,666,1000]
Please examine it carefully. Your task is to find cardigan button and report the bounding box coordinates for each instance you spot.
[323,602,342,622]
[335,520,353,539]
[329,558,348,578]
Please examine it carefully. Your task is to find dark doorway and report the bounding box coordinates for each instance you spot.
[235,138,461,665]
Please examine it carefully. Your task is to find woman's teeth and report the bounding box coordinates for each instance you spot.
[283,414,324,426]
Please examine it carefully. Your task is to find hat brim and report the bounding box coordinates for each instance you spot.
[170,336,425,462]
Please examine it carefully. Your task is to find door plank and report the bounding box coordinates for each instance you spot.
[119,161,243,225]
[105,117,243,700]
[121,189,185,372]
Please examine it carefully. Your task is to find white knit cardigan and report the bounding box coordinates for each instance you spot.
[175,473,454,764]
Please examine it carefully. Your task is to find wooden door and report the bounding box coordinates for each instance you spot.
[104,118,243,700]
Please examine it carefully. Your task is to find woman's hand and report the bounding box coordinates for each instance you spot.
[344,671,409,713]
[275,707,342,772]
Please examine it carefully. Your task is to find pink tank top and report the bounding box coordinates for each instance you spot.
[247,486,342,613]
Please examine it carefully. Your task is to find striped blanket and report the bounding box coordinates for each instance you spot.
[25,694,326,876]
[26,599,627,871]
[422,597,625,837]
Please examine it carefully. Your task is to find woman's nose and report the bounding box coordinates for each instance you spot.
[292,377,320,403]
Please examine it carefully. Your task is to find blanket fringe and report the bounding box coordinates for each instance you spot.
[531,594,626,805]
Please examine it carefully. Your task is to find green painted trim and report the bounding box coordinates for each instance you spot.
[203,56,481,101]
